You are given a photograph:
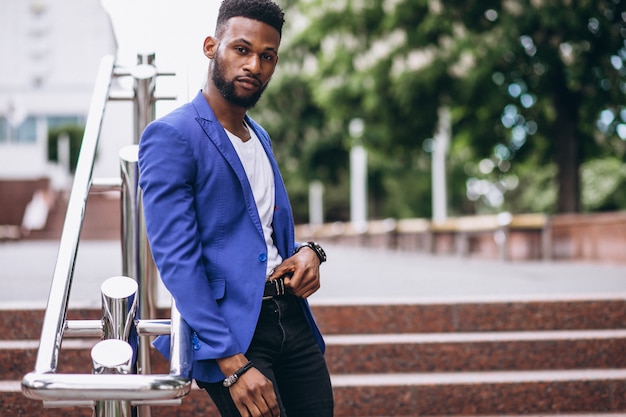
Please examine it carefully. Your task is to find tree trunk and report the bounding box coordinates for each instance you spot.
[554,107,580,213]
[552,74,581,213]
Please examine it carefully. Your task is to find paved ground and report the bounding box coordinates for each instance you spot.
[2,240,625,309]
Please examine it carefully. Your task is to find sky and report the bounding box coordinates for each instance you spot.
[100,0,219,106]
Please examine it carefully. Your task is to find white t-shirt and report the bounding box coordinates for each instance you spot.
[225,122,283,277]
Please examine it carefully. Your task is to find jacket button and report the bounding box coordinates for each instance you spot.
[258,253,267,262]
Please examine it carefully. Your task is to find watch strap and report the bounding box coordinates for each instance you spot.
[295,241,327,263]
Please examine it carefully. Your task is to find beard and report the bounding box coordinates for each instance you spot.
[211,55,269,109]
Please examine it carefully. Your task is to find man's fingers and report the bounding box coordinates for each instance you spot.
[229,369,280,417]
[263,393,281,417]
[283,269,322,298]
[234,394,273,417]
[234,402,251,417]
[237,393,278,417]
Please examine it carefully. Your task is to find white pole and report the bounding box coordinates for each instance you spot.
[349,119,367,232]
[309,180,324,225]
[432,106,450,224]
[350,144,367,231]
[57,133,70,173]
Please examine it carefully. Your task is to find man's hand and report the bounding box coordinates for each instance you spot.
[218,354,279,416]
[229,367,279,416]
[269,246,321,298]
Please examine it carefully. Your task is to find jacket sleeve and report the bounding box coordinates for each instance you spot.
[138,119,242,360]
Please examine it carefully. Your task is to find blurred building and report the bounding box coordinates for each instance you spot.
[0,0,117,238]
[0,0,219,239]
[0,0,116,178]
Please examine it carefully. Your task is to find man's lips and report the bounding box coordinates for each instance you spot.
[236,76,261,89]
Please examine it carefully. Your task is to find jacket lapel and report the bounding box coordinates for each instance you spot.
[191,92,264,239]
[246,117,295,258]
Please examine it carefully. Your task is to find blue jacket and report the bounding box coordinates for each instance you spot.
[138,91,325,383]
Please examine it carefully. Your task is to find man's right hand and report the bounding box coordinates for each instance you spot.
[229,367,280,416]
[217,354,280,416]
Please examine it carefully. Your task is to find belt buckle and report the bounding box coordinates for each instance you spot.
[263,276,285,300]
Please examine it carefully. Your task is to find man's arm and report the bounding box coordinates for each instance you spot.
[268,243,324,298]
[139,120,241,358]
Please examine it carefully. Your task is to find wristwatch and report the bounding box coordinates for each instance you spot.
[295,241,327,264]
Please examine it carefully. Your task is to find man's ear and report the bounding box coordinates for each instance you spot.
[203,36,218,59]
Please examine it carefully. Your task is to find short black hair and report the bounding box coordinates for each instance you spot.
[216,0,285,37]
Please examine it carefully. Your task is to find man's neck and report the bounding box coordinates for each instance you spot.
[202,84,248,138]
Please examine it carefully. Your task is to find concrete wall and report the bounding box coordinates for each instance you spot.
[296,212,626,264]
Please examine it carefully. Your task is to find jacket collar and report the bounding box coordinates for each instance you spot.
[191,90,260,148]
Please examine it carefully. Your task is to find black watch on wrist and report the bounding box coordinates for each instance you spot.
[295,241,327,264]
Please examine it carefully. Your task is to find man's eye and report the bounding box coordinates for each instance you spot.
[236,47,247,54]
[262,54,275,61]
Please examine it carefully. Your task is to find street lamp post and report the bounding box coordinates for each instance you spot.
[309,180,324,226]
[432,106,450,224]
[349,118,367,232]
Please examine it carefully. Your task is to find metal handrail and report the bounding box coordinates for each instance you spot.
[32,55,117,375]
[22,300,191,403]
[21,54,192,408]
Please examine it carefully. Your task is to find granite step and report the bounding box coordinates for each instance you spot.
[6,370,626,416]
[6,297,626,416]
[310,297,626,334]
[0,381,216,417]
[0,307,107,341]
[3,296,626,340]
[324,329,626,374]
[5,330,626,380]
[330,369,626,416]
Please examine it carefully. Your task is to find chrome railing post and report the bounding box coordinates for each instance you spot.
[96,276,138,417]
[120,145,140,297]
[92,339,134,417]
[169,301,193,378]
[123,53,163,416]
[101,276,138,341]
[132,52,157,143]
[120,144,157,364]
[120,144,158,417]
[137,189,158,322]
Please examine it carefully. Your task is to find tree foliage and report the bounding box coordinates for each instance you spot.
[255,0,626,222]
[47,124,85,174]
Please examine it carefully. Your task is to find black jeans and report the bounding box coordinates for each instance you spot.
[197,294,334,417]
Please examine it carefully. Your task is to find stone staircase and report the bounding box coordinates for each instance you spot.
[3,296,626,416]
[25,192,121,241]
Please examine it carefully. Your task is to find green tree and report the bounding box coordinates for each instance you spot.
[443,0,626,213]
[47,125,85,174]
[258,0,625,222]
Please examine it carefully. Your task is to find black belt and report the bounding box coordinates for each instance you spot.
[263,277,287,300]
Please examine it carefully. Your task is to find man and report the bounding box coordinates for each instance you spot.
[138,0,334,416]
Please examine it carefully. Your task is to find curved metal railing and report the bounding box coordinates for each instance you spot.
[21,54,190,416]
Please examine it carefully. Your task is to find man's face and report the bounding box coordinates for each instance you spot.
[211,49,268,109]
[209,17,280,109]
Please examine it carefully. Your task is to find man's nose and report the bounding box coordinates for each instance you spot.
[244,55,262,75]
